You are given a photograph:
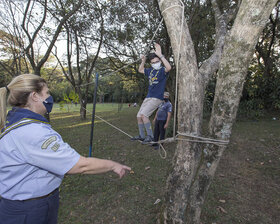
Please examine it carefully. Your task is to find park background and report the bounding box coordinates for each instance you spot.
[0,0,279,223]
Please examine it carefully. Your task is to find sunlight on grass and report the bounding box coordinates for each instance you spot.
[51,103,121,114]
[51,114,81,120]
[63,120,104,128]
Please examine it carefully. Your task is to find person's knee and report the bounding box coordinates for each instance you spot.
[141,115,150,123]
[137,116,143,123]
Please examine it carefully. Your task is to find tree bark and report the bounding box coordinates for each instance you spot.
[80,98,87,120]
[157,1,205,223]
[157,0,278,223]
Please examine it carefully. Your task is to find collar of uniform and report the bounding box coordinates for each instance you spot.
[4,107,49,131]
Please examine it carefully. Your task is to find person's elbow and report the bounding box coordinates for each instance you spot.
[138,68,144,74]
[67,156,88,174]
[165,65,172,73]
[167,112,172,119]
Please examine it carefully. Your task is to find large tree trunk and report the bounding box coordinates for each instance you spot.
[157,0,278,223]
[157,1,205,223]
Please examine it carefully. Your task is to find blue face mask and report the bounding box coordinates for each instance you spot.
[43,96,54,114]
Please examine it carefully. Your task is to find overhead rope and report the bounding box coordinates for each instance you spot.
[160,0,185,139]
[81,1,185,142]
[79,18,164,88]
[79,2,184,88]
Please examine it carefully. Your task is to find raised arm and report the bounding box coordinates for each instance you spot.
[154,43,171,72]
[67,156,131,178]
[138,55,146,74]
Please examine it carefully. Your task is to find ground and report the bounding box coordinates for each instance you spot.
[202,118,280,224]
[51,104,280,224]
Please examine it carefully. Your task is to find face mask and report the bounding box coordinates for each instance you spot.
[151,62,161,70]
[164,98,169,102]
[43,96,54,114]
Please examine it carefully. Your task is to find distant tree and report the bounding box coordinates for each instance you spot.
[0,30,29,76]
[0,0,83,76]
[54,0,104,119]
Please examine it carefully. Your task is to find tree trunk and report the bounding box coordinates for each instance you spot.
[80,99,87,120]
[157,0,278,223]
[34,67,41,76]
[157,1,205,223]
[78,88,87,120]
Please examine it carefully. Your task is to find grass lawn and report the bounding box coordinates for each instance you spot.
[50,103,280,224]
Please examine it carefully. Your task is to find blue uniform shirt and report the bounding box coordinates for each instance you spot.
[144,67,168,100]
[0,108,80,200]
[156,100,172,121]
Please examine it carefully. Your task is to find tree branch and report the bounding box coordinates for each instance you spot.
[88,6,104,78]
[199,0,240,88]
[37,0,83,72]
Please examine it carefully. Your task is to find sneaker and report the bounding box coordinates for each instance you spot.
[131,136,144,141]
[141,135,153,144]
[153,144,160,150]
[150,143,159,149]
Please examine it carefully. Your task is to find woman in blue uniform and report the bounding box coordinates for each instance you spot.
[0,74,131,224]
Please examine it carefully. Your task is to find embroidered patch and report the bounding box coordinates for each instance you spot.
[51,143,60,152]
[41,136,57,149]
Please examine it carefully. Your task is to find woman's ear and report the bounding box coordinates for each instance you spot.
[29,91,40,102]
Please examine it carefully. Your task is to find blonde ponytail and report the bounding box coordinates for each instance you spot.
[0,74,46,130]
[0,86,9,130]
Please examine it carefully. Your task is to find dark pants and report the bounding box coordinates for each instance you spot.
[0,189,59,224]
[154,119,166,142]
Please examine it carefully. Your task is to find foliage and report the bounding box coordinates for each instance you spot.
[239,1,280,116]
[203,2,280,119]
[52,0,106,119]
[100,0,163,103]
[92,56,148,104]
[185,0,216,63]
[40,64,73,101]
[65,91,79,104]
[59,91,79,112]
[0,0,83,75]
[204,78,216,113]
[0,0,279,119]
[0,29,30,76]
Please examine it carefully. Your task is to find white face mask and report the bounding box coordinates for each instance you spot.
[151,62,161,70]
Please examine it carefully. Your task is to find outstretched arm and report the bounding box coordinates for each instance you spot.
[67,156,131,178]
[154,43,171,72]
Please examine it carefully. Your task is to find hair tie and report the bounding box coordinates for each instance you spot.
[5,86,10,93]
